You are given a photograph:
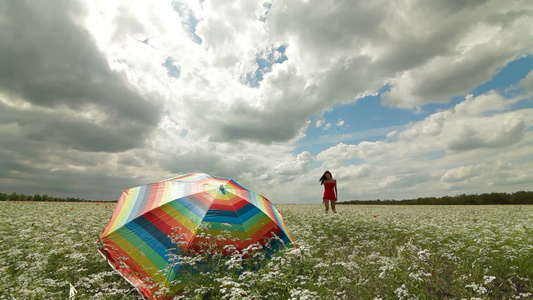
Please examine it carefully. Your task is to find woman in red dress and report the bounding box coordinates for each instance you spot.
[320,171,337,213]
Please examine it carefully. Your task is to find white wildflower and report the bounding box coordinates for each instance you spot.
[483,275,496,285]
[465,283,488,294]
[394,284,409,299]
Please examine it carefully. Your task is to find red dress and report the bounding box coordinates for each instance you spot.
[323,181,337,202]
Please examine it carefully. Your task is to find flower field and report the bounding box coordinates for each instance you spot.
[1,201,531,299]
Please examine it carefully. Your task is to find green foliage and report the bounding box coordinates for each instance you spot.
[340,191,533,205]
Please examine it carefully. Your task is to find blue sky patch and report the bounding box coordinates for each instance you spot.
[295,55,533,156]
[163,57,181,79]
[172,2,202,44]
[243,46,288,88]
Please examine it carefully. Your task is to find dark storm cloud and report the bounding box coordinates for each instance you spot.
[0,104,149,152]
[0,0,162,152]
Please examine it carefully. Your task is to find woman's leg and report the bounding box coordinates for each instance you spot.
[324,200,329,213]
[331,200,336,213]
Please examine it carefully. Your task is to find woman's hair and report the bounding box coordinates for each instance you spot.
[319,171,332,185]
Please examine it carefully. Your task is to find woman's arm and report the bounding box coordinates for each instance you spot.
[334,180,338,200]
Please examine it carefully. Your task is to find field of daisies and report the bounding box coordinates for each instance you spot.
[0,201,531,299]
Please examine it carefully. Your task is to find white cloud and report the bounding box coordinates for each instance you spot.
[0,0,531,203]
[441,164,485,183]
[316,90,533,200]
[273,151,313,176]
[316,143,358,169]
[454,91,512,116]
[399,111,448,140]
[380,1,533,108]
[518,70,533,91]
[447,116,526,151]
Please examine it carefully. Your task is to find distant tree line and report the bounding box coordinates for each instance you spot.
[2,191,532,204]
[0,192,97,202]
[339,191,533,205]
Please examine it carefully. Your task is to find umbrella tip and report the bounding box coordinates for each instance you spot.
[219,184,225,191]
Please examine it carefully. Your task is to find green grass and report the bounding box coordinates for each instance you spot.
[0,202,531,299]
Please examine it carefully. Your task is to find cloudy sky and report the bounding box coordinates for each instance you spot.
[1,0,532,203]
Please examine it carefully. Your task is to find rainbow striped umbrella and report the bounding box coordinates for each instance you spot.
[99,173,296,299]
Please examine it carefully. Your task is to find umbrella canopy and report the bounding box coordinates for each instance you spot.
[99,173,296,299]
